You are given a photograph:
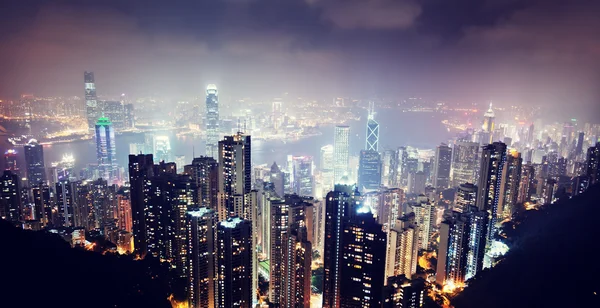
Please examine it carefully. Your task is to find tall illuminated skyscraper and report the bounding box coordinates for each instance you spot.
[320,145,334,195]
[95,117,117,181]
[433,143,452,190]
[205,84,219,159]
[476,142,507,242]
[499,150,522,219]
[333,126,350,184]
[366,102,379,151]
[586,142,600,185]
[455,183,477,213]
[84,71,98,130]
[451,141,480,187]
[24,139,45,186]
[358,150,381,192]
[481,102,495,144]
[292,156,314,197]
[1,170,21,222]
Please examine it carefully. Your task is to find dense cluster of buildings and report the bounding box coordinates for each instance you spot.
[1,74,600,307]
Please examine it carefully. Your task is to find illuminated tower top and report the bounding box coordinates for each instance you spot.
[206,84,218,95]
[482,102,495,133]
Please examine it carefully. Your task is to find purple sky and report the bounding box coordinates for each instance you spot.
[0,0,599,120]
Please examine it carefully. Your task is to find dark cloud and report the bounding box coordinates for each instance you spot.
[0,0,598,120]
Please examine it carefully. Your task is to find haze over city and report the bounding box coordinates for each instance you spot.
[0,1,599,308]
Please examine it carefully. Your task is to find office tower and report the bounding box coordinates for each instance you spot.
[322,185,359,308]
[381,150,397,187]
[340,210,387,307]
[433,143,452,190]
[541,178,557,204]
[101,100,125,129]
[24,139,45,186]
[476,142,507,242]
[333,126,350,184]
[205,84,219,159]
[217,133,251,220]
[292,156,314,197]
[408,171,426,195]
[216,217,252,308]
[517,165,535,204]
[153,135,172,163]
[128,154,155,256]
[55,180,76,227]
[386,213,419,280]
[412,196,435,250]
[586,142,600,185]
[366,102,379,151]
[84,71,98,129]
[272,99,283,131]
[321,145,335,194]
[455,183,477,213]
[397,147,409,187]
[482,102,495,143]
[269,162,285,198]
[358,150,382,192]
[451,141,479,187]
[0,170,21,222]
[117,188,132,232]
[95,117,118,181]
[123,103,135,128]
[436,209,487,287]
[4,149,19,177]
[190,156,219,209]
[175,155,185,173]
[499,150,522,218]
[575,132,585,157]
[187,208,218,308]
[383,276,425,308]
[377,187,404,228]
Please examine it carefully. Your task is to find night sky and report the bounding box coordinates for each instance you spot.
[1,0,599,119]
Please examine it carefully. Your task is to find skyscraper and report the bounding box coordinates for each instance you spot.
[95,117,118,181]
[451,141,480,187]
[482,102,495,144]
[292,156,314,197]
[216,217,252,308]
[333,126,350,184]
[205,84,219,159]
[24,139,45,186]
[517,164,535,204]
[383,276,425,308]
[0,170,21,222]
[4,149,19,177]
[269,198,288,305]
[217,133,251,220]
[476,142,507,243]
[433,143,452,190]
[128,154,155,257]
[153,135,172,163]
[187,208,218,308]
[358,150,382,192]
[339,209,386,307]
[84,71,98,129]
[32,184,52,226]
[366,102,379,151]
[499,150,522,219]
[412,196,435,250]
[320,145,335,194]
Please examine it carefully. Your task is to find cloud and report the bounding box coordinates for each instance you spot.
[309,0,421,30]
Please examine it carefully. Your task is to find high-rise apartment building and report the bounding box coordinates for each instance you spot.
[217,133,251,220]
[386,213,419,281]
[216,217,252,308]
[205,84,219,159]
[411,196,435,250]
[476,142,507,242]
[586,142,600,185]
[190,156,219,209]
[499,150,522,219]
[383,276,425,308]
[187,208,218,308]
[0,170,21,222]
[128,154,155,257]
[455,183,477,213]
